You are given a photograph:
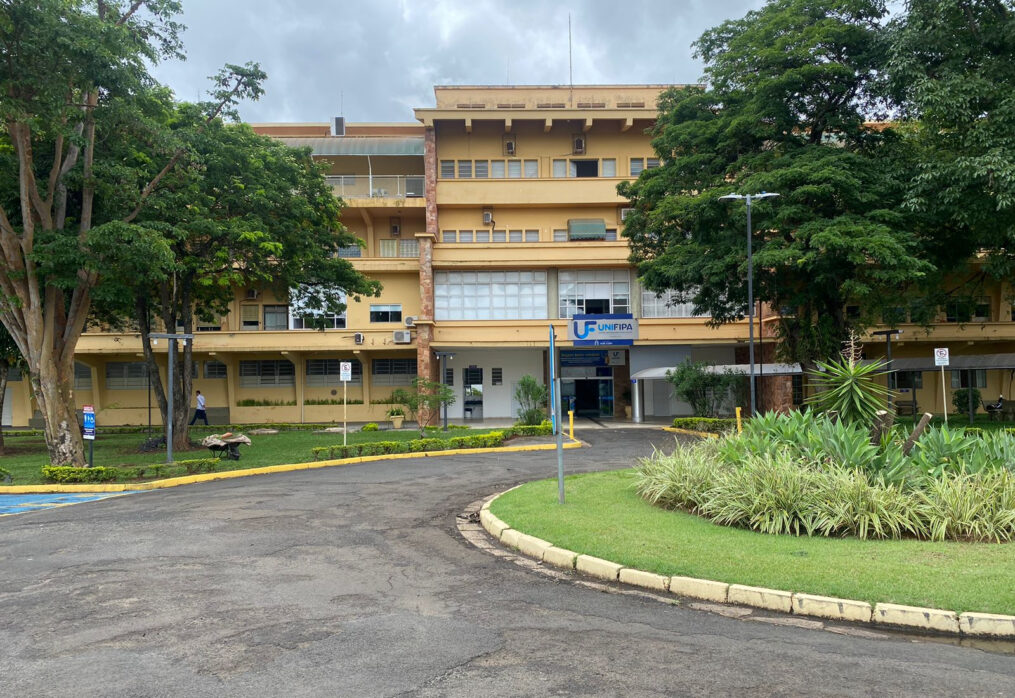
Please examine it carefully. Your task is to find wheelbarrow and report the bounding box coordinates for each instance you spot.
[201,433,251,461]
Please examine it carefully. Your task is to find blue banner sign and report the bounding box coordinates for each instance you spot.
[82,405,96,441]
[567,313,638,346]
[560,350,608,367]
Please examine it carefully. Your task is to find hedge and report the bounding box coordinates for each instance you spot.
[671,417,738,434]
[40,457,222,483]
[312,431,507,461]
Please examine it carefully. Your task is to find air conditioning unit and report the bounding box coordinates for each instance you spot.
[354,332,365,345]
[331,116,345,137]
[245,289,260,300]
[393,330,412,344]
[482,210,494,225]
[404,316,417,328]
[620,207,634,222]
[572,135,586,155]
[504,138,516,156]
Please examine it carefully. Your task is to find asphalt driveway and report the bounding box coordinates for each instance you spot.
[0,429,1012,697]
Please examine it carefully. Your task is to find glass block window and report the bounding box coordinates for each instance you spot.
[204,360,228,379]
[306,358,362,386]
[239,360,295,387]
[400,239,420,257]
[372,358,418,386]
[369,304,402,323]
[640,289,710,318]
[558,269,631,318]
[435,270,548,321]
[105,361,148,390]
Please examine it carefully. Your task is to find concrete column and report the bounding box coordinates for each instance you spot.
[632,378,643,423]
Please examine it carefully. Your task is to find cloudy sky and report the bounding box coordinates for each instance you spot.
[149,0,765,124]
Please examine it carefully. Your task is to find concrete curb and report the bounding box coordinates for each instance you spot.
[483,487,1015,639]
[0,439,583,495]
[661,426,720,439]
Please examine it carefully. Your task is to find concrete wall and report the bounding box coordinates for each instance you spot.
[438,349,544,421]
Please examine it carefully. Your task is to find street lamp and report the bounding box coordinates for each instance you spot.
[872,329,902,409]
[149,332,194,463]
[719,191,779,416]
[434,351,455,431]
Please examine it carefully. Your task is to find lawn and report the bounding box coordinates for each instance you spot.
[896,414,1015,431]
[491,469,1015,615]
[0,426,490,485]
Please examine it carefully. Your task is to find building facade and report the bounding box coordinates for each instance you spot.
[4,85,1012,428]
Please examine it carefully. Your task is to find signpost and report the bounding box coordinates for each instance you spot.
[340,360,352,446]
[550,325,564,504]
[935,348,950,425]
[82,404,96,468]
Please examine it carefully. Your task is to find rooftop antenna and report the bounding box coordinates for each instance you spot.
[568,13,573,106]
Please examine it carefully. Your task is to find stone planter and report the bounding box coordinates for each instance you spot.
[390,415,404,429]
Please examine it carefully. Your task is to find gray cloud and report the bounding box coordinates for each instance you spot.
[150,0,765,123]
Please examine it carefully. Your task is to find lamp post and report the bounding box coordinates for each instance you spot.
[872,329,902,409]
[719,192,779,416]
[434,351,455,431]
[149,332,194,464]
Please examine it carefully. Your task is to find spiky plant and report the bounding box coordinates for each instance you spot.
[805,332,891,427]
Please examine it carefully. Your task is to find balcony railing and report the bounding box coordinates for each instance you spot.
[326,175,425,199]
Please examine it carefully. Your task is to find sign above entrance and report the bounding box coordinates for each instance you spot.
[568,314,638,347]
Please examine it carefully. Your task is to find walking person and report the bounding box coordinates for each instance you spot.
[189,390,209,426]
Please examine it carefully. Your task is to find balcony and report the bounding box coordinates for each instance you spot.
[327,175,425,199]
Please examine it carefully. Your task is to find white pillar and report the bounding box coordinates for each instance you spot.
[632,378,642,423]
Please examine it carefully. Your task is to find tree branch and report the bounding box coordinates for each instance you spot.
[117,1,146,25]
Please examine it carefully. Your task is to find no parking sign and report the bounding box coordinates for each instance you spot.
[934,348,950,367]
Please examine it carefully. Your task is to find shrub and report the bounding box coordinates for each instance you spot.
[360,423,379,432]
[310,432,506,461]
[671,417,737,434]
[805,344,890,426]
[666,360,741,417]
[514,374,548,425]
[235,399,297,407]
[42,466,120,483]
[504,421,554,438]
[952,388,982,415]
[175,458,222,475]
[304,398,364,405]
[0,466,12,483]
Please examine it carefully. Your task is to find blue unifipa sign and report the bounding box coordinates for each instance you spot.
[567,314,638,346]
[82,405,96,441]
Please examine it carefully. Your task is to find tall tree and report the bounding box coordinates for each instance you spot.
[111,104,381,451]
[888,1,1015,285]
[620,0,931,365]
[0,1,261,465]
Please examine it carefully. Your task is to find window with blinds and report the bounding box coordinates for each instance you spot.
[372,358,418,386]
[306,358,362,386]
[74,362,92,390]
[204,361,228,379]
[440,160,455,178]
[239,360,295,387]
[240,305,260,330]
[105,361,148,390]
[491,368,503,385]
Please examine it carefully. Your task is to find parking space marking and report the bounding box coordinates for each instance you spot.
[0,492,142,517]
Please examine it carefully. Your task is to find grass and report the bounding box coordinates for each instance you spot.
[491,469,1015,615]
[0,426,489,485]
[896,414,1015,432]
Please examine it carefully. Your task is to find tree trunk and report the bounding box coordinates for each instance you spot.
[0,364,8,455]
[32,359,84,466]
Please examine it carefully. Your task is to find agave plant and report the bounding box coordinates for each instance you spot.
[805,355,891,427]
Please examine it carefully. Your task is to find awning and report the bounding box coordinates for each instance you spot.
[886,353,1015,372]
[632,363,803,380]
[276,137,424,157]
[567,218,607,240]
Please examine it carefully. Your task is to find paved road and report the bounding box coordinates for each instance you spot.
[0,492,141,517]
[1,430,1012,697]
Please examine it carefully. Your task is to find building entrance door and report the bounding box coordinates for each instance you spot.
[462,367,483,420]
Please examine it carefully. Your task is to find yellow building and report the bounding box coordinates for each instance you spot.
[4,84,1011,428]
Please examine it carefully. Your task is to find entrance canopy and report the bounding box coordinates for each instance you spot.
[887,353,1015,372]
[631,363,803,380]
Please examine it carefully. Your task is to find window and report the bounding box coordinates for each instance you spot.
[558,269,631,318]
[440,160,455,178]
[435,270,548,321]
[196,316,222,332]
[552,159,567,178]
[492,229,506,242]
[370,304,402,323]
[444,367,454,385]
[74,362,92,390]
[524,230,539,242]
[945,297,991,323]
[475,230,490,243]
[379,239,398,257]
[263,305,288,331]
[630,158,644,176]
[605,228,618,241]
[458,230,474,243]
[492,368,503,385]
[372,358,417,386]
[791,375,804,405]
[601,158,616,177]
[204,360,228,379]
[338,245,362,258]
[845,305,861,321]
[105,361,148,390]
[888,371,923,390]
[491,160,505,178]
[641,289,710,318]
[646,157,660,169]
[399,239,420,257]
[239,360,295,387]
[442,230,456,242]
[507,160,522,178]
[291,311,346,330]
[553,229,567,241]
[457,160,472,178]
[523,160,538,178]
[572,159,598,177]
[952,370,987,389]
[240,305,260,331]
[509,229,523,243]
[474,160,489,178]
[306,358,362,386]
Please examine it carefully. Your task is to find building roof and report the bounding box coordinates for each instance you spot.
[275,137,424,157]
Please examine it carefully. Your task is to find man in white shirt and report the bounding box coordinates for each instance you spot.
[189,390,209,426]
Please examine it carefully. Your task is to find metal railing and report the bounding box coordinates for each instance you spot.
[326,175,425,199]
